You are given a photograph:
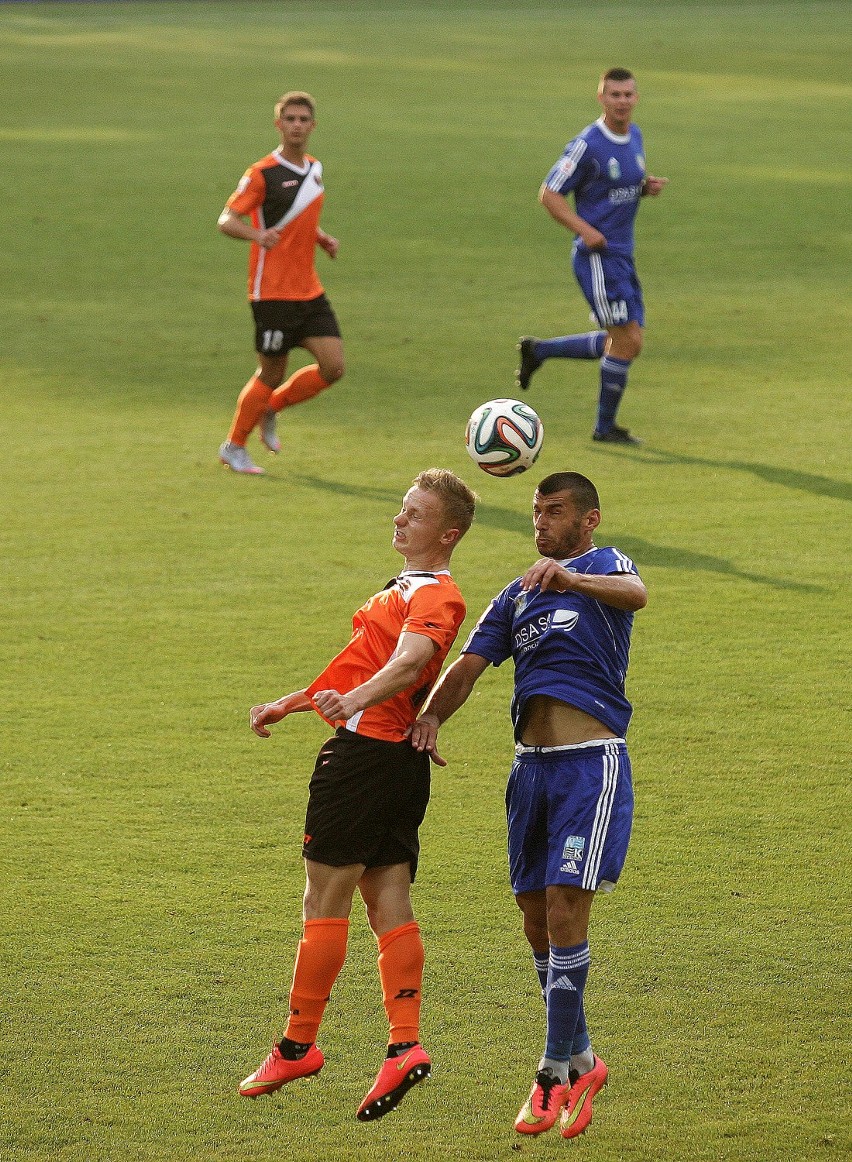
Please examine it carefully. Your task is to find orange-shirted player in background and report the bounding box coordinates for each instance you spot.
[239,469,478,1121]
[217,91,344,475]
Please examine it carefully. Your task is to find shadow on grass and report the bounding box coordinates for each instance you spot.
[596,445,852,503]
[605,534,823,593]
[292,474,824,592]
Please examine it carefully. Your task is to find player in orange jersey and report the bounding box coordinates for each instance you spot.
[239,469,478,1121]
[217,91,345,474]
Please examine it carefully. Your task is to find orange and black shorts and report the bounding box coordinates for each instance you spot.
[251,294,341,355]
[303,728,430,880]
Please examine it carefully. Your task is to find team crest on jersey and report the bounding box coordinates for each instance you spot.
[513,591,531,616]
[607,157,621,180]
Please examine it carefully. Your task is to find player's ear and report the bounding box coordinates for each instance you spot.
[586,508,602,532]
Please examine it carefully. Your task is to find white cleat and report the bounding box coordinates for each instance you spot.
[219,441,265,474]
[259,410,281,454]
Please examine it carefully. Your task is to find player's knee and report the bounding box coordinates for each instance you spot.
[522,914,549,950]
[320,360,344,385]
[607,324,643,362]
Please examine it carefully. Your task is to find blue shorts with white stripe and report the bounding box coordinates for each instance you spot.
[506,739,634,895]
[572,247,645,329]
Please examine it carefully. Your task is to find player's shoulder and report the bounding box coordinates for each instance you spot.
[250,151,283,172]
[561,122,597,153]
[582,545,639,575]
[401,571,463,601]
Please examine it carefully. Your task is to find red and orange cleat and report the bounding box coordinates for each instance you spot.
[238,1043,325,1098]
[514,1069,571,1135]
[559,1054,608,1139]
[356,1045,431,1122]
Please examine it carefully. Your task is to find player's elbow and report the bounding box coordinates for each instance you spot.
[630,583,649,611]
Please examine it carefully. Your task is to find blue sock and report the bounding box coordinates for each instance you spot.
[544,942,590,1061]
[536,332,606,363]
[571,1004,591,1055]
[533,950,549,1003]
[596,356,631,432]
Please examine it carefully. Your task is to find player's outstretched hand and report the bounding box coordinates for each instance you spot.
[250,690,312,737]
[250,702,281,737]
[644,175,669,196]
[408,714,447,767]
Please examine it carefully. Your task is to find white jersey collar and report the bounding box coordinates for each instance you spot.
[554,546,596,567]
[272,149,312,174]
[595,116,631,145]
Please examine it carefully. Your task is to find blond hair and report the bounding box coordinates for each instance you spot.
[275,91,316,119]
[413,468,478,537]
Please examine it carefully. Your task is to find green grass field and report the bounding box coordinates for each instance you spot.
[1,2,849,1159]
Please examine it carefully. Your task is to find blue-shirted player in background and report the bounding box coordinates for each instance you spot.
[410,472,647,1141]
[516,69,668,444]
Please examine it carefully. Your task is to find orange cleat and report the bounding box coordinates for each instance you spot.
[514,1069,571,1135]
[559,1054,608,1138]
[238,1043,324,1097]
[356,1045,431,1122]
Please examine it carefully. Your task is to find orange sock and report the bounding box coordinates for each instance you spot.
[377,921,424,1045]
[284,917,349,1044]
[227,375,273,445]
[268,364,330,411]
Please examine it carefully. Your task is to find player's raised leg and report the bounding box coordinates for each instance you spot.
[516,332,607,391]
[356,864,432,1122]
[239,859,363,1098]
[263,333,344,450]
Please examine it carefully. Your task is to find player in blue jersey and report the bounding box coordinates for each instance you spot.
[410,471,647,1140]
[515,68,668,444]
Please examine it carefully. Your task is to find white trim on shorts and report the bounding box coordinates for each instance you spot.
[514,737,626,755]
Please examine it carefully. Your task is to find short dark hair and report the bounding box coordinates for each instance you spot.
[536,472,600,512]
[599,67,632,86]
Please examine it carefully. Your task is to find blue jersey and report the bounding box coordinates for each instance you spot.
[544,119,646,257]
[461,546,639,738]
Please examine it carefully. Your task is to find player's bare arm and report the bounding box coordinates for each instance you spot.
[250,690,313,737]
[311,630,437,723]
[316,230,339,258]
[539,185,606,250]
[217,207,281,250]
[409,652,491,765]
[520,559,648,611]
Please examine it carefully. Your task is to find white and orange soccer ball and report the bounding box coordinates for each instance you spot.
[465,398,544,477]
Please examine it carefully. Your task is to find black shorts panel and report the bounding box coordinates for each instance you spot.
[251,294,341,355]
[303,729,430,881]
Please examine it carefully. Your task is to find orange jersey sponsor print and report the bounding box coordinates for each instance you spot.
[226,150,326,301]
[305,573,466,743]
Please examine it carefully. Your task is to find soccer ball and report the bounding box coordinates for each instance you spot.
[465,398,544,477]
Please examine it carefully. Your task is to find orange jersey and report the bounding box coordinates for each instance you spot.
[226,150,326,301]
[305,572,467,743]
